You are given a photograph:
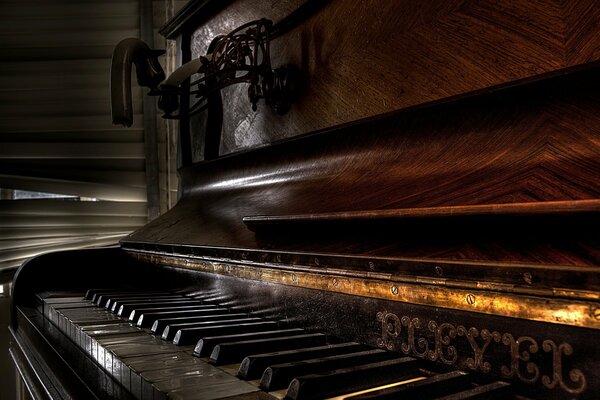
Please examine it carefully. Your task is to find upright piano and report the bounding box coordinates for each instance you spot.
[9,1,600,399]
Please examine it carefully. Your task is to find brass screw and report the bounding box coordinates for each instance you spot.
[434,266,443,276]
[332,278,339,287]
[523,272,533,285]
[592,307,600,320]
[391,285,399,295]
[291,274,298,283]
[466,293,476,305]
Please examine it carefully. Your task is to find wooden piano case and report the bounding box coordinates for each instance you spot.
[10,1,600,399]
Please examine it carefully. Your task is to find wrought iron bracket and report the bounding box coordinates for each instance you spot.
[150,18,299,119]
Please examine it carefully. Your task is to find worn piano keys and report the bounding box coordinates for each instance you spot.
[31,287,513,400]
[9,0,600,399]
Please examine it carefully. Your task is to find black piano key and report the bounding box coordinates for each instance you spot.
[146,309,232,332]
[105,295,186,310]
[284,357,422,400]
[151,313,247,334]
[173,321,279,346]
[349,371,472,400]
[260,350,405,392]
[138,309,236,329]
[86,288,128,301]
[98,293,169,308]
[195,328,306,357]
[209,333,327,365]
[238,342,365,380]
[126,304,216,321]
[432,381,513,400]
[91,290,163,305]
[162,318,264,341]
[118,300,209,317]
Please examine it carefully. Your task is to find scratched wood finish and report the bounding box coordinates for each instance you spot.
[184,0,600,157]
[126,67,600,267]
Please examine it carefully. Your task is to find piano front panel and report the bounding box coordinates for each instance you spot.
[10,249,600,399]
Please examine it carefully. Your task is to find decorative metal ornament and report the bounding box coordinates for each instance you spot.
[111,19,298,127]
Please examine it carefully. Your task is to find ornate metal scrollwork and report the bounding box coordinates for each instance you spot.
[153,18,299,120]
[375,311,588,396]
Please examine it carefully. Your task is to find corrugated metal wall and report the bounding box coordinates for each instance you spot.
[0,0,180,270]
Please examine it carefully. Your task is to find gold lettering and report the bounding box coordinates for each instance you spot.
[542,341,587,395]
[457,327,501,373]
[401,317,429,357]
[429,321,458,365]
[376,311,401,351]
[501,334,539,383]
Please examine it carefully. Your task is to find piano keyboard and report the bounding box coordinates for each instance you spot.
[38,288,514,400]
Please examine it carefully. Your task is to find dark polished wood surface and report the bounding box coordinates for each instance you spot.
[126,67,600,270]
[181,0,600,156]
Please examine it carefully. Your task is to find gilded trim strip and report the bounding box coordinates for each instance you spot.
[126,250,600,330]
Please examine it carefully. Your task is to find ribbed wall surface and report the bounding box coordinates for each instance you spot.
[0,0,155,270]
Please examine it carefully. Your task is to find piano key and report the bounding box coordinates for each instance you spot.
[260,350,406,392]
[161,317,264,341]
[142,367,239,400]
[85,288,125,300]
[118,300,210,317]
[166,380,260,400]
[144,308,232,331]
[54,308,122,338]
[38,290,86,300]
[237,342,365,380]
[284,357,422,400]
[432,381,513,400]
[123,350,230,400]
[101,293,182,308]
[94,333,158,369]
[90,290,164,304]
[209,333,328,365]
[127,304,217,321]
[138,308,235,328]
[42,296,89,314]
[346,370,472,400]
[195,328,307,357]
[78,323,142,350]
[45,301,98,324]
[151,312,247,334]
[122,353,198,397]
[173,321,280,346]
[105,295,188,310]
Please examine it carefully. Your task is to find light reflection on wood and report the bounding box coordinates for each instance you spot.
[325,376,427,400]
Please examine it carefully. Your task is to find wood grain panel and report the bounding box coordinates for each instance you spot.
[127,67,600,267]
[184,0,600,157]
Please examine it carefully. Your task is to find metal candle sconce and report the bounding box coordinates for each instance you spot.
[111,18,299,127]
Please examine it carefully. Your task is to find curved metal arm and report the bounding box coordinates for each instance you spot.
[149,19,298,119]
[111,38,165,127]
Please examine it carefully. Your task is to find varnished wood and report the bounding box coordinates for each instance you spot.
[126,67,600,268]
[179,0,600,156]
[243,199,600,231]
